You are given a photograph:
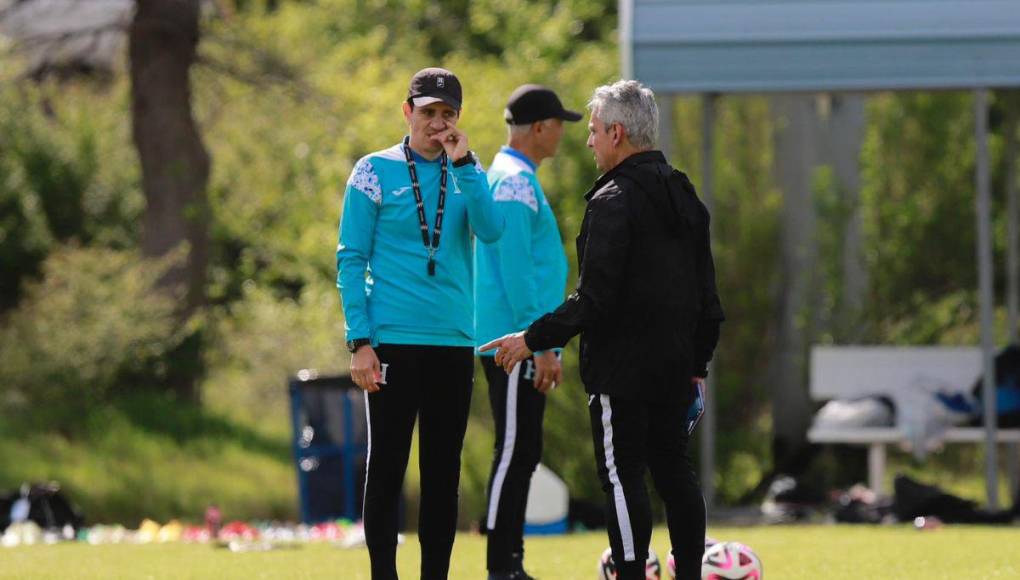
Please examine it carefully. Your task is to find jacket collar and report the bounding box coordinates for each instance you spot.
[499,145,537,172]
[585,150,667,200]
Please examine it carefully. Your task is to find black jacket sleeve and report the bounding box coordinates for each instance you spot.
[691,204,725,376]
[524,189,631,352]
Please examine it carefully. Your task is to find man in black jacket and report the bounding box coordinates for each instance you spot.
[481,80,724,580]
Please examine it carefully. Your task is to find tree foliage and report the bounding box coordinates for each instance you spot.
[0,247,184,428]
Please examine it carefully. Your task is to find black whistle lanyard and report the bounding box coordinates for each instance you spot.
[402,136,447,276]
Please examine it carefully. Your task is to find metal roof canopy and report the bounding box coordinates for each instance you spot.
[622,0,1020,509]
[622,0,1020,93]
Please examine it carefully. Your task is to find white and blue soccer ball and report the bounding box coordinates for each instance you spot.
[598,546,662,580]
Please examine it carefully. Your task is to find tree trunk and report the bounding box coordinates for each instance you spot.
[769,94,822,471]
[129,0,210,401]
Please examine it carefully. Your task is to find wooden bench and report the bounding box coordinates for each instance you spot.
[806,346,1020,496]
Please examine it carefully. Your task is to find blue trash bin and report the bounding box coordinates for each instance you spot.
[289,371,368,524]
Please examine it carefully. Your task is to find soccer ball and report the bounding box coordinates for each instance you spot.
[597,546,662,580]
[700,541,763,580]
[666,537,719,578]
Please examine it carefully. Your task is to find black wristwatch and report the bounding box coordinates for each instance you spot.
[452,151,477,168]
[346,338,371,353]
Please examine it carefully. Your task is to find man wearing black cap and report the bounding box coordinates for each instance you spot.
[337,67,504,579]
[474,84,582,580]
[482,80,724,580]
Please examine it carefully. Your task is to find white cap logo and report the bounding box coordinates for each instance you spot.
[437,76,445,88]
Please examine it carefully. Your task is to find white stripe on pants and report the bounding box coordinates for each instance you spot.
[600,394,635,561]
[486,361,521,530]
[362,391,372,511]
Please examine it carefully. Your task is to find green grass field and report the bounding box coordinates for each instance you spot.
[3,525,1018,579]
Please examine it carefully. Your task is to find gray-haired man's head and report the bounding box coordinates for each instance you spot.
[585,80,658,172]
[587,80,659,150]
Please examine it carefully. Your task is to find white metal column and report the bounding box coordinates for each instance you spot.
[975,88,1000,509]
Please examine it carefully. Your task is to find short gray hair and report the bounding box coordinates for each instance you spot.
[587,80,658,150]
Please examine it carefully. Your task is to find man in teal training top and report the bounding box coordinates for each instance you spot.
[475,84,581,580]
[337,67,505,580]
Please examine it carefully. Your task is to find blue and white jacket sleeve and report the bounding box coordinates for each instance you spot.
[455,157,504,243]
[492,174,542,331]
[336,157,380,342]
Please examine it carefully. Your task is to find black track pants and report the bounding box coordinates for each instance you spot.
[588,391,706,580]
[481,356,547,572]
[362,344,475,580]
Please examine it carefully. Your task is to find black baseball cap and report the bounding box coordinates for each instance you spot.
[504,84,583,125]
[408,67,463,110]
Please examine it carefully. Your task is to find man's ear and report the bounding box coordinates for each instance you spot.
[612,123,624,147]
[402,101,412,122]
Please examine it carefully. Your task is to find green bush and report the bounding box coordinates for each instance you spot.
[202,280,345,434]
[0,391,295,524]
[0,151,53,311]
[0,247,184,427]
[0,84,142,311]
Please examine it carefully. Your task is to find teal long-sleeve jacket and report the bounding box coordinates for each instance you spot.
[474,146,568,355]
[337,141,504,347]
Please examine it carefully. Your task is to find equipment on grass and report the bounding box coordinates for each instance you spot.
[0,482,84,534]
[524,464,569,535]
[1,521,42,547]
[700,541,762,580]
[666,537,718,578]
[597,546,661,580]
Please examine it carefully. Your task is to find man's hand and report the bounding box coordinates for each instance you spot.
[533,351,562,394]
[479,331,533,374]
[433,126,470,161]
[351,345,382,393]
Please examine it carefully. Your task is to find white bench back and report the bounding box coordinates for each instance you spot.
[809,346,982,401]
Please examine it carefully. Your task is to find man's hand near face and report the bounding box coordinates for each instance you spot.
[433,125,470,161]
